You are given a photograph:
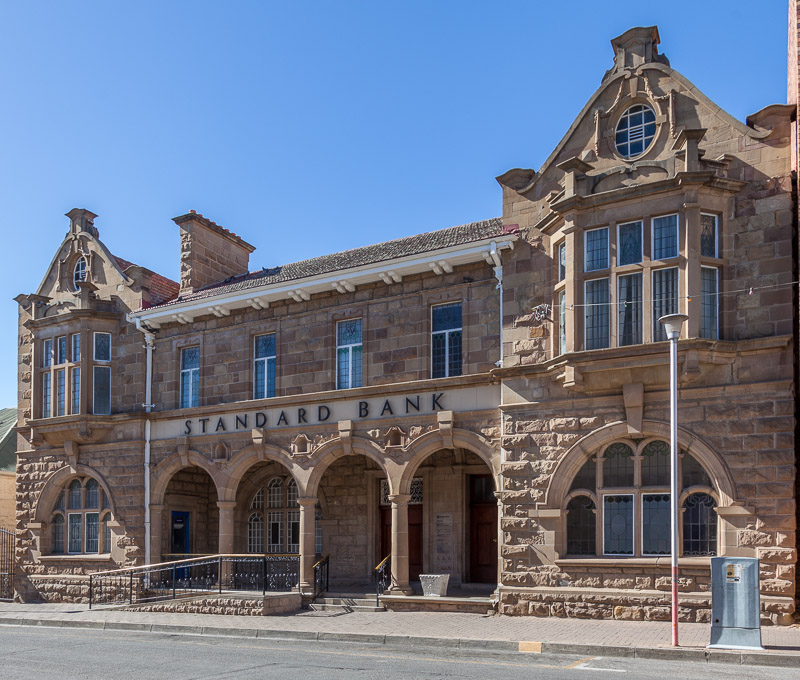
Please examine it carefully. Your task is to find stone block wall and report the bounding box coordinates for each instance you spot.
[0,472,14,529]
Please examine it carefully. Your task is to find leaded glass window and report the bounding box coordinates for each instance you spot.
[701,267,719,340]
[617,273,642,346]
[72,334,81,362]
[85,513,100,553]
[683,493,717,556]
[618,221,642,266]
[68,513,82,553]
[71,367,80,414]
[94,333,111,362]
[615,104,656,158]
[558,242,566,282]
[682,454,711,489]
[68,479,82,509]
[53,477,112,555]
[585,278,609,350]
[558,290,566,356]
[93,366,111,415]
[585,228,609,272]
[42,373,51,418]
[336,319,363,389]
[56,369,66,417]
[431,302,462,378]
[180,347,200,408]
[641,494,670,555]
[652,267,678,342]
[42,339,53,368]
[603,443,634,487]
[254,334,276,399]
[57,336,67,365]
[566,496,596,555]
[85,479,100,509]
[570,457,596,492]
[652,214,678,260]
[603,494,633,555]
[51,515,65,554]
[700,213,718,258]
[642,440,669,486]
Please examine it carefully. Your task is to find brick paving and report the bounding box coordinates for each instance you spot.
[0,601,797,655]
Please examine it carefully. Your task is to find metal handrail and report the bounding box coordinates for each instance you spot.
[374,553,390,607]
[312,554,330,602]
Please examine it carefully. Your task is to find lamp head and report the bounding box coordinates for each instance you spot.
[658,313,688,340]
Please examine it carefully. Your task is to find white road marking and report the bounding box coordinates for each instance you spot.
[574,659,627,673]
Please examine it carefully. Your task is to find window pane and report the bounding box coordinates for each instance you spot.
[68,514,82,553]
[700,214,718,258]
[94,333,111,361]
[618,221,642,266]
[287,480,299,508]
[567,496,596,555]
[251,488,264,511]
[85,479,100,508]
[585,279,609,350]
[351,345,363,388]
[617,273,642,346]
[683,493,717,556]
[255,334,276,359]
[642,494,670,555]
[447,330,462,377]
[43,339,52,368]
[52,515,64,554]
[42,373,51,418]
[558,243,566,282]
[56,370,66,417]
[682,454,711,489]
[701,267,718,340]
[57,337,67,365]
[266,357,276,398]
[337,347,350,389]
[603,443,634,487]
[652,215,678,260]
[71,367,80,414]
[603,495,633,555]
[652,268,678,342]
[642,440,670,486]
[288,510,300,553]
[431,332,447,378]
[337,319,362,346]
[585,228,609,271]
[558,291,566,355]
[615,105,656,158]
[68,480,82,509]
[254,359,266,399]
[248,512,264,553]
[432,303,461,332]
[267,511,283,553]
[72,334,81,361]
[93,366,111,415]
[267,478,283,508]
[85,513,100,553]
[570,457,596,492]
[181,347,199,370]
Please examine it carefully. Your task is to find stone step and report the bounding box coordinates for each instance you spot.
[308,600,385,613]
[313,597,380,607]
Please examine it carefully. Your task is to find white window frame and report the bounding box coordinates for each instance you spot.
[651,213,679,261]
[616,220,643,266]
[430,302,462,378]
[601,492,634,557]
[336,319,363,390]
[640,492,671,557]
[584,227,610,272]
[700,265,720,340]
[67,512,83,554]
[557,290,566,356]
[253,334,277,400]
[180,347,200,409]
[93,332,112,362]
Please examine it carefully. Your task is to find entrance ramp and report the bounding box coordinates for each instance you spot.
[124,590,301,616]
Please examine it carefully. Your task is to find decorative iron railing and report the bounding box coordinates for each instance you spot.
[88,553,299,608]
[374,554,390,607]
[312,554,329,602]
[0,527,13,601]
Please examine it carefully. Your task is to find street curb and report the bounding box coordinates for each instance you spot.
[0,617,797,667]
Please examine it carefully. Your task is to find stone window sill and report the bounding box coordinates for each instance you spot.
[39,554,113,562]
[555,556,711,568]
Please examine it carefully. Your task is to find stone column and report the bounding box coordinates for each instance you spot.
[217,501,236,554]
[298,497,318,592]
[149,504,164,564]
[388,493,413,594]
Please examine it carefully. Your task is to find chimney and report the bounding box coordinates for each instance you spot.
[173,211,256,294]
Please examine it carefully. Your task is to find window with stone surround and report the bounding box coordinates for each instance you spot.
[247,477,300,554]
[180,346,200,409]
[39,332,84,419]
[73,256,87,291]
[253,334,276,400]
[93,332,112,415]
[50,476,112,555]
[336,319,362,390]
[565,439,717,558]
[431,302,462,378]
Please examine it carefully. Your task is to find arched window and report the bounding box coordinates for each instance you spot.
[52,476,113,555]
[563,439,717,558]
[247,477,300,554]
[73,257,87,290]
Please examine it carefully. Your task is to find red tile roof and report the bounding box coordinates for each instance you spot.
[113,256,180,307]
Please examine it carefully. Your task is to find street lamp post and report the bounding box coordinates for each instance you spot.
[659,313,688,647]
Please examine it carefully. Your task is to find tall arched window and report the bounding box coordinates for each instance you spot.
[51,476,112,555]
[247,477,300,554]
[73,257,87,290]
[564,439,717,558]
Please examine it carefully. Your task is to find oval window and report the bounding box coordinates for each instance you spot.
[615,104,656,158]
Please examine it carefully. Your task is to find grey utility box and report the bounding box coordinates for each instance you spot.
[707,557,763,650]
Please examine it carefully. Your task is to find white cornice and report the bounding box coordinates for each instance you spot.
[130,235,517,328]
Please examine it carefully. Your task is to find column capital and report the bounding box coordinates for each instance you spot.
[149,504,165,511]
[217,500,237,510]
[388,493,411,505]
[297,497,318,508]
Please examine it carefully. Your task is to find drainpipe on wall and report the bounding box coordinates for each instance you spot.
[489,241,505,601]
[132,316,156,566]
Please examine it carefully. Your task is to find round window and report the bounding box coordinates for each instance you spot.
[615,104,656,158]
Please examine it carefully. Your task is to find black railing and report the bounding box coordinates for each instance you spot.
[312,554,329,602]
[89,554,299,608]
[374,554,390,607]
[0,527,13,601]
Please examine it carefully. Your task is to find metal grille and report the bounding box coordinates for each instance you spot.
[380,479,423,506]
[0,527,14,600]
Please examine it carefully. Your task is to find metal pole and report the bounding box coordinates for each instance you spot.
[669,331,679,647]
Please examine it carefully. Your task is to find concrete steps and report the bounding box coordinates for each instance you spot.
[309,595,385,613]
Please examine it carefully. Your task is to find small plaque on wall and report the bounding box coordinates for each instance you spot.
[434,513,454,572]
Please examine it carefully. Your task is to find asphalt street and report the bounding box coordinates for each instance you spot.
[0,626,795,680]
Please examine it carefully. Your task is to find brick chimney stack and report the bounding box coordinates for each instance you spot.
[173,211,256,294]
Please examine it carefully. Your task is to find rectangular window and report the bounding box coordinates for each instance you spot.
[180,347,200,408]
[642,493,670,555]
[267,511,283,553]
[85,513,100,554]
[617,221,643,266]
[603,494,633,555]
[52,518,64,554]
[93,366,111,415]
[557,242,566,282]
[254,334,276,399]
[336,319,363,389]
[102,515,111,553]
[584,279,609,350]
[43,339,53,368]
[57,336,67,365]
[94,332,111,362]
[652,214,678,260]
[287,510,300,553]
[71,367,80,414]
[71,334,81,362]
[68,513,82,553]
[700,213,718,258]
[42,373,52,418]
[558,290,566,356]
[584,228,609,272]
[701,266,719,340]
[56,369,66,417]
[431,302,462,378]
[617,273,643,346]
[652,267,679,342]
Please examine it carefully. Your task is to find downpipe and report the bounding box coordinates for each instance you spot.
[489,242,504,603]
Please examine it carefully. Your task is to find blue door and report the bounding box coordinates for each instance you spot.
[171,512,190,580]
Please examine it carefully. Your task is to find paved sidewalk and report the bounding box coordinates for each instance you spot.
[0,601,797,667]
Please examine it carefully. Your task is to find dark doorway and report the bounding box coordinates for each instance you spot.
[468,475,497,583]
[379,504,423,580]
[171,511,190,556]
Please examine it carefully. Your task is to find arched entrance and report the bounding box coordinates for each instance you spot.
[161,466,219,560]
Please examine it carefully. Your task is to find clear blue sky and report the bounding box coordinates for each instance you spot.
[0,1,790,408]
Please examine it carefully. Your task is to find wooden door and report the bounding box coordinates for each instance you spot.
[469,476,497,583]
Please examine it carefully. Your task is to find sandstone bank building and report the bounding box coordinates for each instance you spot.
[14,27,798,623]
